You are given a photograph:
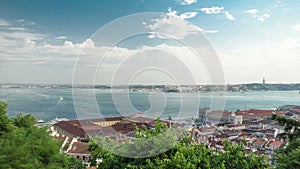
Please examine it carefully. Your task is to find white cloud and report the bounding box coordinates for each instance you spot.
[245,9,270,23]
[203,30,219,33]
[146,8,203,39]
[292,24,300,32]
[145,8,219,39]
[244,0,286,23]
[1,19,299,84]
[257,13,270,22]
[218,44,300,83]
[179,12,198,19]
[199,7,235,21]
[79,38,94,48]
[28,22,35,25]
[0,30,46,51]
[1,34,213,84]
[16,19,25,23]
[244,1,284,24]
[6,27,27,31]
[245,9,259,15]
[55,36,68,40]
[274,0,286,8]
[25,38,36,46]
[3,31,45,41]
[179,0,197,5]
[224,11,235,21]
[200,6,224,14]
[0,18,11,26]
[15,19,36,26]
[6,33,298,84]
[63,41,74,47]
[0,17,221,84]
[0,20,44,41]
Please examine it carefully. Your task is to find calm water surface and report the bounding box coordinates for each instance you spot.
[0,88,299,121]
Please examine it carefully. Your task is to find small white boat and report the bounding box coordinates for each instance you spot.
[49,117,69,124]
[37,119,45,123]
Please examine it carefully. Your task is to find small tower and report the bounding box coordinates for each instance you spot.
[262,78,265,84]
[199,107,209,122]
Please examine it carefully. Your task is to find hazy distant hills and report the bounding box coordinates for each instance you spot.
[200,83,300,92]
[225,83,300,92]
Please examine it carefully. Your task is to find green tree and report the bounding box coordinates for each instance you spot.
[0,101,85,169]
[89,121,269,169]
[272,114,300,169]
[272,114,300,141]
[0,101,11,135]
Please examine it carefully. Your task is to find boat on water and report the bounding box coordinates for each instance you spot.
[48,117,69,124]
[37,119,45,123]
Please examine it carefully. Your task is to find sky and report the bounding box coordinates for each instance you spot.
[0,0,300,85]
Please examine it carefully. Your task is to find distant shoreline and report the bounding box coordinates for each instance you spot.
[1,83,300,92]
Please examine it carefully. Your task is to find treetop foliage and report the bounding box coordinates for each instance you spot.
[88,121,269,169]
[0,100,85,169]
[272,114,300,169]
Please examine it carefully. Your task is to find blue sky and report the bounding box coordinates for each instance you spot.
[0,0,300,84]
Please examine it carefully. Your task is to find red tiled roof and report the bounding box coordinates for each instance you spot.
[222,129,236,135]
[81,125,102,131]
[54,116,128,137]
[198,126,216,132]
[67,142,90,154]
[235,109,278,117]
[66,117,124,126]
[53,136,66,142]
[111,122,145,134]
[239,132,247,136]
[267,140,285,147]
[253,139,266,145]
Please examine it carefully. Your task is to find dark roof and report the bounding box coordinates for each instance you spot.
[54,116,161,138]
[54,121,86,137]
[210,110,232,115]
[255,150,266,155]
[66,116,124,125]
[54,116,127,137]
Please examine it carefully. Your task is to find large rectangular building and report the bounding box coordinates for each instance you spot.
[52,116,170,139]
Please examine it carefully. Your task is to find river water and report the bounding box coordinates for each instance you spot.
[1,88,299,121]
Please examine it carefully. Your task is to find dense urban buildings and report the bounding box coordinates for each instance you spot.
[49,105,300,166]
